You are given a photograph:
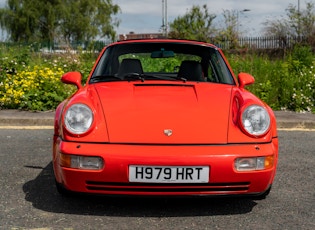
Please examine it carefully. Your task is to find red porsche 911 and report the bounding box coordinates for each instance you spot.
[53,39,278,199]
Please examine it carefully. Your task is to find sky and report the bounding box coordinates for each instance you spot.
[0,0,308,40]
[112,0,306,36]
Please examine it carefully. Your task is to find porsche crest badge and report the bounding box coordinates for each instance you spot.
[164,129,173,136]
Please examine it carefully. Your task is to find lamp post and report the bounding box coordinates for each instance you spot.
[298,0,301,39]
[162,0,168,37]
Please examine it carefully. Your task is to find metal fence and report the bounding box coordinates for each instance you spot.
[213,36,309,50]
[0,36,312,53]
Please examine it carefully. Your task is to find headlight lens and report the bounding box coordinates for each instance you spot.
[64,104,93,134]
[241,105,270,136]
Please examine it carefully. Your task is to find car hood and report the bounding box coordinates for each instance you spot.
[94,82,232,144]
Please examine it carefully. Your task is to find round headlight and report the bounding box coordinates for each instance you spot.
[64,104,93,134]
[241,105,270,136]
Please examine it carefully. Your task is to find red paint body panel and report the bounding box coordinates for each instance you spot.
[53,137,278,195]
[94,82,232,144]
[53,39,278,197]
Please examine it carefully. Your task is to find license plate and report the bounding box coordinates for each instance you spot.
[129,165,209,183]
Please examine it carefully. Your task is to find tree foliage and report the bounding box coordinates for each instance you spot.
[168,6,249,49]
[215,10,240,49]
[0,0,120,43]
[286,2,315,38]
[220,10,238,37]
[263,1,315,41]
[263,17,290,38]
[168,5,216,42]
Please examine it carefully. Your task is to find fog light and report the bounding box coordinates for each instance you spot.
[60,154,104,170]
[235,156,274,171]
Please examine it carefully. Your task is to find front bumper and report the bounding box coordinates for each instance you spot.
[53,137,278,196]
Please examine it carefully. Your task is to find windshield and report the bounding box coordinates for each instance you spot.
[90,41,235,85]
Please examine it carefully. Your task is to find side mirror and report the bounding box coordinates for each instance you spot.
[238,72,255,89]
[61,72,82,89]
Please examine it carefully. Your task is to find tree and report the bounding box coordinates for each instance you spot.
[215,10,239,49]
[0,0,39,42]
[263,1,315,44]
[263,17,290,37]
[168,4,216,42]
[262,17,291,48]
[34,0,63,44]
[286,1,315,38]
[59,0,120,43]
[0,0,120,43]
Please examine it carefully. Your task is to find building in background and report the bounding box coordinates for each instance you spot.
[119,32,164,40]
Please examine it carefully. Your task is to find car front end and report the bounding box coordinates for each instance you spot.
[54,138,277,197]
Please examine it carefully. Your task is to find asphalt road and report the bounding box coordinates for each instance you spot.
[0,129,314,230]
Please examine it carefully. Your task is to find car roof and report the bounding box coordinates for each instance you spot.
[111,38,219,49]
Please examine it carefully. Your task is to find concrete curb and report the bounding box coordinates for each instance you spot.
[274,111,315,129]
[0,110,55,126]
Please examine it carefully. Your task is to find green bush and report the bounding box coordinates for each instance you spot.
[0,44,95,110]
[228,46,315,113]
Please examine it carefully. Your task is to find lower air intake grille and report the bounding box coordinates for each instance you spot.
[86,181,250,193]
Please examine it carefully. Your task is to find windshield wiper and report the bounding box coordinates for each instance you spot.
[146,74,187,82]
[92,73,187,83]
[123,73,145,82]
[167,76,187,83]
[90,75,122,83]
[124,73,187,83]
